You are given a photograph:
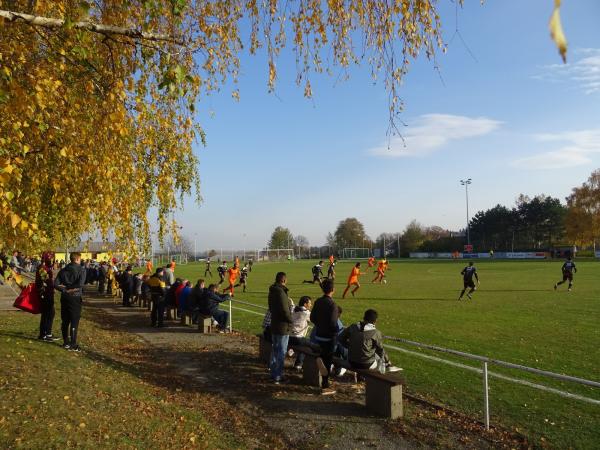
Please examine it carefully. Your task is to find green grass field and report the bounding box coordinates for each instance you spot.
[172,258,600,449]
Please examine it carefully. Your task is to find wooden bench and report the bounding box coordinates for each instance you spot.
[333,356,405,419]
[257,335,325,387]
[198,314,213,333]
[180,310,194,326]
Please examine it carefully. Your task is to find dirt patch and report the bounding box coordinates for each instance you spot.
[83,291,531,449]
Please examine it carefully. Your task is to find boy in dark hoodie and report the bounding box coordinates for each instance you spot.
[338,309,401,372]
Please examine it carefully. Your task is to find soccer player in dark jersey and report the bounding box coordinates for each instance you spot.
[235,263,249,292]
[303,261,324,285]
[204,257,213,277]
[217,261,227,284]
[327,259,336,280]
[458,261,479,300]
[554,257,577,292]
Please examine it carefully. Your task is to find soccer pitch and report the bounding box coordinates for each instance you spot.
[172,259,600,448]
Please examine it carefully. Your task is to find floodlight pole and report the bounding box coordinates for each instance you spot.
[460,179,472,245]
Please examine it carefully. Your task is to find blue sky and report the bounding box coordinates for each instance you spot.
[173,0,600,250]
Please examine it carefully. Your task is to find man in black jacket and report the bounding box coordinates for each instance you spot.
[198,283,230,330]
[147,267,167,327]
[54,252,86,351]
[310,278,339,394]
[120,266,134,307]
[267,272,293,383]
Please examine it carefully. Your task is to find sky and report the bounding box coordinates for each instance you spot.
[171,0,600,251]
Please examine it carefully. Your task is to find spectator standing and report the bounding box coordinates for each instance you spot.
[121,266,134,306]
[267,272,293,384]
[148,268,167,327]
[54,252,86,351]
[310,278,339,395]
[36,251,57,341]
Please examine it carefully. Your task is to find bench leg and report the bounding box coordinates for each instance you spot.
[302,355,323,387]
[365,379,403,419]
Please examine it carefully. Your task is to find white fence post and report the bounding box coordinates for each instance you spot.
[483,361,490,431]
[229,299,233,333]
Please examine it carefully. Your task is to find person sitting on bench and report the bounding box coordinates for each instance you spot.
[289,296,321,370]
[198,283,230,331]
[338,309,401,373]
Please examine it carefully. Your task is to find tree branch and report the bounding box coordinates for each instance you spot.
[0,9,184,45]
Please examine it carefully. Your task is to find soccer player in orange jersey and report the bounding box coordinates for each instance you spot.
[145,259,153,275]
[329,254,334,265]
[342,262,365,298]
[223,263,240,296]
[372,258,387,283]
[367,256,375,268]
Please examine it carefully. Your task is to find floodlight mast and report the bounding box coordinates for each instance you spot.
[460,178,472,246]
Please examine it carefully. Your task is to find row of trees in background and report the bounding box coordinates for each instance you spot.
[266,169,600,257]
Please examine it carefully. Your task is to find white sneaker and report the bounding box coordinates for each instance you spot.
[386,365,403,373]
[337,367,347,377]
[212,319,219,327]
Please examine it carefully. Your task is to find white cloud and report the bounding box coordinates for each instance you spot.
[512,149,591,170]
[369,113,502,158]
[535,48,600,95]
[512,129,600,170]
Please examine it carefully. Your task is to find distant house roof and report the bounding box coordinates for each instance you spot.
[55,242,119,253]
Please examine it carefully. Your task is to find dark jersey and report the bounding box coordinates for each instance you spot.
[206,260,211,268]
[312,265,323,277]
[240,268,248,282]
[217,265,227,275]
[327,264,335,275]
[462,266,477,282]
[562,261,576,274]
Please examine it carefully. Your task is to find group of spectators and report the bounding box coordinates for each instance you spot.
[0,250,41,283]
[143,264,231,330]
[264,272,400,394]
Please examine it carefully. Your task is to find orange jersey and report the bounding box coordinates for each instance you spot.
[145,261,153,273]
[367,257,375,267]
[348,267,361,284]
[329,255,334,265]
[228,267,239,282]
[235,257,240,266]
[377,260,386,273]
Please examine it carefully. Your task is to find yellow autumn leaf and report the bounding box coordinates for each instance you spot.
[60,147,67,157]
[549,0,567,63]
[10,213,20,228]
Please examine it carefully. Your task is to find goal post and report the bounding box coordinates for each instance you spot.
[341,248,372,259]
[258,248,295,261]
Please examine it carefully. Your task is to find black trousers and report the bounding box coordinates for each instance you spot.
[122,289,131,306]
[98,278,106,294]
[60,294,82,346]
[316,338,336,388]
[151,300,165,326]
[38,296,55,338]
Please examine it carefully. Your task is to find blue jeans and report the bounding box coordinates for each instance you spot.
[270,334,289,381]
